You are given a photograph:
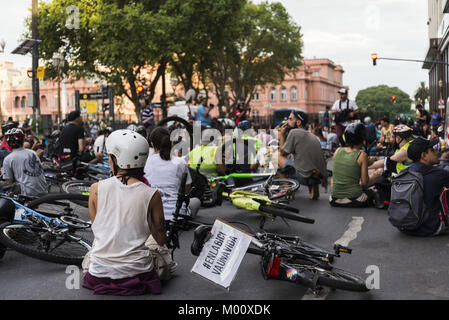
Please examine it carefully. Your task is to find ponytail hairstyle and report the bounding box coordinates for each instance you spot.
[150,127,172,161]
[110,154,150,186]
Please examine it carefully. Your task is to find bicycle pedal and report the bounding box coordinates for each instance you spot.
[333,244,352,254]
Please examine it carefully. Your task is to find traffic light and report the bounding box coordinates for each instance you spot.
[371,53,377,66]
[101,85,109,99]
[391,96,397,103]
[137,85,147,98]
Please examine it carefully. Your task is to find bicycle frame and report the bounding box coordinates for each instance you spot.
[8,196,67,227]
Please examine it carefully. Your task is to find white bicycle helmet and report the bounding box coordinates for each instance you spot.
[106,129,149,169]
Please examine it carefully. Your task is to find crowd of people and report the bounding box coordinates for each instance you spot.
[1,87,449,296]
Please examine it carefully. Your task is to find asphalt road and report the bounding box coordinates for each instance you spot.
[1,184,449,300]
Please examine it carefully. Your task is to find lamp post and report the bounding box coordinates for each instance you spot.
[52,52,65,124]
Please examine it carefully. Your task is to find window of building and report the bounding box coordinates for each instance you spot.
[291,87,297,101]
[305,89,308,100]
[330,93,335,102]
[253,91,259,101]
[281,87,287,101]
[21,96,26,108]
[14,96,20,108]
[270,87,276,102]
[314,71,319,77]
[329,68,334,82]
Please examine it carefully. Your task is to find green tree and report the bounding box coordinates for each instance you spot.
[32,0,178,118]
[165,0,246,96]
[207,1,304,117]
[355,85,412,120]
[414,81,429,105]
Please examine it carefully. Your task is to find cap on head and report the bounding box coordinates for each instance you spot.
[338,88,348,95]
[292,110,308,126]
[407,137,439,162]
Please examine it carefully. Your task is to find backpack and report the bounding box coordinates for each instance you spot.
[388,166,432,231]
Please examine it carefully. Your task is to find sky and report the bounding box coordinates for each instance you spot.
[0,0,430,99]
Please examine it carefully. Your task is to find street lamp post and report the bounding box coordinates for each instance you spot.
[52,53,65,124]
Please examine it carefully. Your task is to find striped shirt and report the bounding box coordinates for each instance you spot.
[141,107,154,126]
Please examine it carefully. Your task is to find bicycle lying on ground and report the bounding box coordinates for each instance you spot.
[0,193,92,265]
[223,190,314,228]
[191,224,369,294]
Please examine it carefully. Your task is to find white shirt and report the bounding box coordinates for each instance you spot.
[89,177,157,279]
[144,154,192,221]
[331,99,359,126]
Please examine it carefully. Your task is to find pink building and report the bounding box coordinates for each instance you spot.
[249,59,345,120]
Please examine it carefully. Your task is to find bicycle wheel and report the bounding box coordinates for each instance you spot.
[234,178,300,200]
[62,180,92,196]
[268,179,300,200]
[0,222,91,265]
[260,205,314,224]
[27,193,90,217]
[315,267,369,292]
[278,260,368,292]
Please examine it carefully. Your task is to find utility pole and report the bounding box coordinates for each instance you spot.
[32,0,40,136]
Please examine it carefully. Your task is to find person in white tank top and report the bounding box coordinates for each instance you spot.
[82,129,167,296]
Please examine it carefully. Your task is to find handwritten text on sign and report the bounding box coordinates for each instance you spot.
[191,219,252,290]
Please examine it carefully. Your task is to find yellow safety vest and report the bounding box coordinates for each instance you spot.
[395,140,412,173]
[188,145,218,176]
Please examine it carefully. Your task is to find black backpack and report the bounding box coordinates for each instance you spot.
[388,166,432,231]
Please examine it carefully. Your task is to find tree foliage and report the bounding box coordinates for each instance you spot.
[30,0,303,118]
[414,81,429,105]
[207,1,304,117]
[355,85,412,120]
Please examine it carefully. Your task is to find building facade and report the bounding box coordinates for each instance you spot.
[249,59,345,120]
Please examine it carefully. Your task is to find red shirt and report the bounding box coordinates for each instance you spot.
[1,140,11,151]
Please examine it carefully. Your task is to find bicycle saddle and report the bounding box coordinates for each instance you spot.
[191,225,212,256]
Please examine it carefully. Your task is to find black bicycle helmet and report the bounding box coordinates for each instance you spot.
[0,198,16,223]
[393,124,413,139]
[136,125,147,137]
[344,122,366,146]
[5,128,25,148]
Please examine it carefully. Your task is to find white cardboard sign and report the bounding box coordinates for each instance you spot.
[191,218,253,290]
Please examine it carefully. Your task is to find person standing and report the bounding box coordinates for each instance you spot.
[331,88,360,146]
[141,98,155,129]
[416,104,430,126]
[322,105,331,129]
[196,97,214,128]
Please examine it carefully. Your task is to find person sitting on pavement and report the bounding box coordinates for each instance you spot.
[92,127,112,161]
[378,116,394,147]
[144,127,201,221]
[330,123,373,208]
[83,129,173,296]
[2,128,48,196]
[368,124,414,185]
[395,137,449,236]
[280,110,328,200]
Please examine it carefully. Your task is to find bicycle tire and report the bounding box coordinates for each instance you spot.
[0,222,91,265]
[315,267,369,292]
[62,180,92,196]
[260,205,314,224]
[27,193,90,216]
[233,178,300,200]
